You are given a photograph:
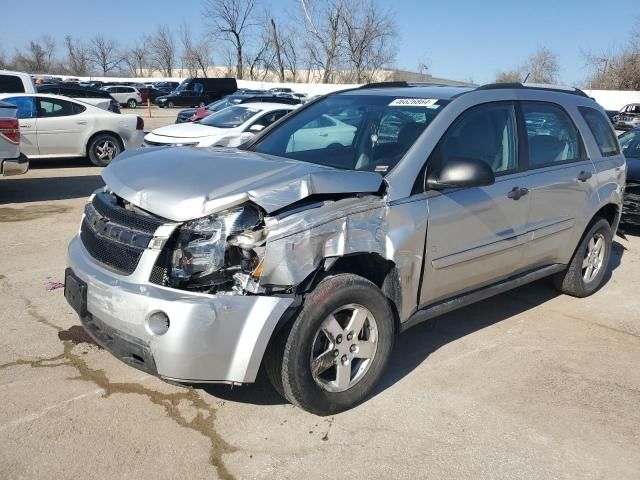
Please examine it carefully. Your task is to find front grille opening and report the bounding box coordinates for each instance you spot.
[130,353,145,364]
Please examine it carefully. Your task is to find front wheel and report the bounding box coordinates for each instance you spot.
[265,273,395,415]
[553,218,613,297]
[127,99,137,109]
[167,101,175,108]
[88,134,121,167]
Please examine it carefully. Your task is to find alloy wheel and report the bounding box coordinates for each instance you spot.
[95,139,118,162]
[582,232,606,283]
[309,304,378,393]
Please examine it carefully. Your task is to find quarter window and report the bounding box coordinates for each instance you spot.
[579,106,621,157]
[522,102,583,167]
[433,102,518,174]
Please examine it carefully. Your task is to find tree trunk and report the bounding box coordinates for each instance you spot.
[271,19,285,83]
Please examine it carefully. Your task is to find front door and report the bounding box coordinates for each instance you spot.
[35,97,84,156]
[421,101,532,306]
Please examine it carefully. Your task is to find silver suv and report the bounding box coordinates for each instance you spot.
[65,83,626,415]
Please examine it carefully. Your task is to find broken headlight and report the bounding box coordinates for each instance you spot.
[170,205,263,288]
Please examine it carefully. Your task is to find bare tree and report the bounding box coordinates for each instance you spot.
[180,26,212,77]
[583,21,640,90]
[300,0,344,83]
[148,26,176,76]
[64,35,90,76]
[495,68,523,83]
[41,34,56,70]
[524,47,560,84]
[123,37,149,77]
[88,36,122,76]
[203,0,258,79]
[341,0,396,83]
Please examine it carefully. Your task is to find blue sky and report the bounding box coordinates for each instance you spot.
[2,0,638,85]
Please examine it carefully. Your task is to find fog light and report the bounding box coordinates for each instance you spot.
[147,311,170,336]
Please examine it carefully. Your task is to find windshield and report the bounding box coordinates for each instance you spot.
[207,97,242,112]
[620,130,640,158]
[199,105,260,128]
[251,94,449,173]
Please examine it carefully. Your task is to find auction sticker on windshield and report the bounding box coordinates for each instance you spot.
[389,98,439,107]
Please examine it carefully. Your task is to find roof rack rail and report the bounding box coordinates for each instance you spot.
[475,82,590,98]
[358,81,410,89]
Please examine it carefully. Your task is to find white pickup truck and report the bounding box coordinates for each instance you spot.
[0,100,28,176]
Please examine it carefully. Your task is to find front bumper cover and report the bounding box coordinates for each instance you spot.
[66,235,294,384]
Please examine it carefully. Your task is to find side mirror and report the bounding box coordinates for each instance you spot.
[248,124,265,133]
[427,157,495,190]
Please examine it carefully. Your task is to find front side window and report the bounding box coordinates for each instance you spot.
[252,94,449,173]
[4,96,37,119]
[37,98,77,118]
[199,105,260,128]
[579,106,621,157]
[522,102,583,167]
[431,102,518,175]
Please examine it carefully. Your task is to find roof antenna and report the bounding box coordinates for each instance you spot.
[522,72,530,83]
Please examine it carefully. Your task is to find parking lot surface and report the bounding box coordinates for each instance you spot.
[1,153,639,479]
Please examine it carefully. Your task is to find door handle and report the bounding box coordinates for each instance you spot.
[319,133,328,137]
[577,170,593,182]
[76,121,87,125]
[507,186,529,200]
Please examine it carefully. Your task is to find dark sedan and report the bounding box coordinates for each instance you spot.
[619,128,640,225]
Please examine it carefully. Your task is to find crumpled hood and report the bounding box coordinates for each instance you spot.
[150,123,223,139]
[102,146,383,221]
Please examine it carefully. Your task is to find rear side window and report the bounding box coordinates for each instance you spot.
[579,106,620,157]
[0,75,25,93]
[521,102,584,167]
[37,98,77,117]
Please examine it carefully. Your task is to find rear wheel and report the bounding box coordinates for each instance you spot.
[88,134,121,167]
[265,274,395,415]
[553,218,612,297]
[126,98,137,109]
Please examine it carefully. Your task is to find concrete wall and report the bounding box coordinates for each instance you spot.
[582,89,640,111]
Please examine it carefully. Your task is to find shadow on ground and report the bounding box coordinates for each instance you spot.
[0,174,103,204]
[201,246,626,408]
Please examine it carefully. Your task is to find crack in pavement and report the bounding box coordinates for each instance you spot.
[1,284,239,480]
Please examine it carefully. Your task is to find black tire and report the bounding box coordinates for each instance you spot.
[127,99,137,109]
[87,133,122,167]
[552,218,612,297]
[265,273,395,415]
[167,101,175,108]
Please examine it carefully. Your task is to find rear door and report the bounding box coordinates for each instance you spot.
[3,96,39,155]
[35,97,86,156]
[421,101,533,305]
[518,101,597,268]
